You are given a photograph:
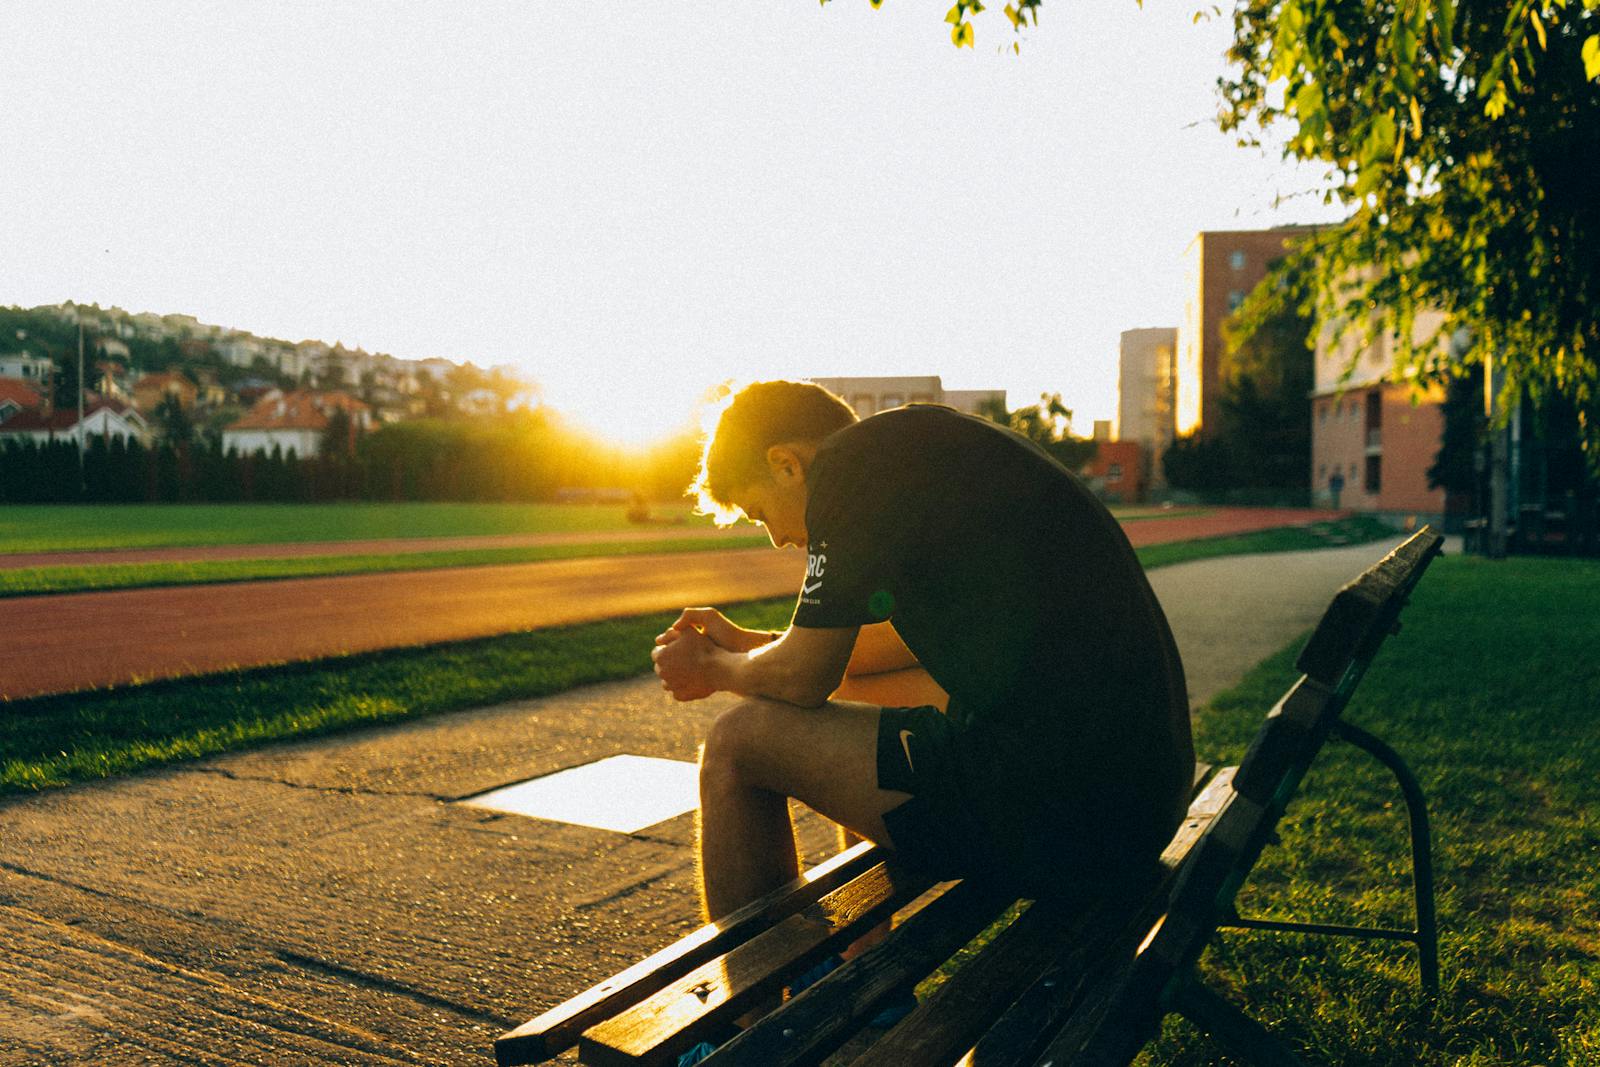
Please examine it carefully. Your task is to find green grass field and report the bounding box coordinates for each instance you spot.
[0,598,798,793]
[0,502,1209,556]
[1138,554,1600,1065]
[0,535,771,598]
[0,513,1393,599]
[0,502,708,553]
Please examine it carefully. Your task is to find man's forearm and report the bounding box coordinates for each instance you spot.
[709,635,836,708]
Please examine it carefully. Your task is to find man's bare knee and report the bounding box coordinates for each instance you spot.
[701,698,784,793]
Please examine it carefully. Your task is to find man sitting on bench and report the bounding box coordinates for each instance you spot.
[650,381,1195,1036]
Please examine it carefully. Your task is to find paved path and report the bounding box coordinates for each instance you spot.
[0,548,805,701]
[0,508,1344,700]
[0,538,1411,1065]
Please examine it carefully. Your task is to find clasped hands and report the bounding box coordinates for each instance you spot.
[651,607,771,702]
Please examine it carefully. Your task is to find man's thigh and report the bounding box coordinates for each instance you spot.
[832,666,949,712]
[712,698,911,848]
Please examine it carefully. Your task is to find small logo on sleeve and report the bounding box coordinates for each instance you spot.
[801,550,827,604]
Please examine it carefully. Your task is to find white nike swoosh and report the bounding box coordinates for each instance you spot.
[898,729,915,774]
[801,580,822,595]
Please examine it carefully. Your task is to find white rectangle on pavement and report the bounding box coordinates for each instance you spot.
[459,754,700,833]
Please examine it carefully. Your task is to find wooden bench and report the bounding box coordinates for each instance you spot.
[496,527,1445,1067]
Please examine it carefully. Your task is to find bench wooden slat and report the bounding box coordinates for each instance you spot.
[578,858,934,1067]
[1232,675,1333,808]
[1296,529,1442,687]
[495,840,885,1066]
[702,877,1008,1066]
[940,768,1237,1067]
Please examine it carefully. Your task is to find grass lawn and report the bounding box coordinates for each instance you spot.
[1140,553,1600,1065]
[0,514,1395,599]
[1134,514,1396,569]
[0,535,770,598]
[0,598,798,793]
[0,501,707,553]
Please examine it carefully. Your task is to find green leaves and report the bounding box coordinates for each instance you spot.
[944,0,983,46]
[1353,112,1398,195]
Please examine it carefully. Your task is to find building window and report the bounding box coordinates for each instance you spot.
[1229,250,1246,270]
[1107,463,1122,482]
[881,394,904,409]
[1365,454,1381,494]
[1319,403,1328,424]
[1318,463,1326,479]
[1227,289,1246,311]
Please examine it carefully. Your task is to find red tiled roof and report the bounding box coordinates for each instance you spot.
[0,378,44,409]
[226,390,368,433]
[0,399,137,432]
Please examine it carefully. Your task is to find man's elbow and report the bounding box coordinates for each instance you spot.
[776,668,843,709]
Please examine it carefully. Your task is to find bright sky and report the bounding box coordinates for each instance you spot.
[0,1,1346,447]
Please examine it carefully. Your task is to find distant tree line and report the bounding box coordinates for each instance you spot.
[0,412,703,505]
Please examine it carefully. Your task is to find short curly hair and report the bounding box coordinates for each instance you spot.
[691,380,858,525]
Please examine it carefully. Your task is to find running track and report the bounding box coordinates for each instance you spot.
[0,508,1341,699]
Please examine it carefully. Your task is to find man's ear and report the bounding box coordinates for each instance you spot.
[764,444,805,485]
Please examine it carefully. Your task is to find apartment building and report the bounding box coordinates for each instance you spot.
[807,376,1005,418]
[1176,226,1317,438]
[1310,310,1450,521]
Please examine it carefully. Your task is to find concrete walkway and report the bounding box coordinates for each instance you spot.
[0,537,1410,1066]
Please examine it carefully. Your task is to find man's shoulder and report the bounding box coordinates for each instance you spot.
[826,404,980,452]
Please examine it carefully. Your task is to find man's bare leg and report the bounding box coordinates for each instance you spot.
[828,667,949,958]
[697,697,909,923]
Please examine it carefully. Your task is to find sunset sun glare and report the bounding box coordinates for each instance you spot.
[544,373,707,451]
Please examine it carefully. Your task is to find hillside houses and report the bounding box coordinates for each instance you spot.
[0,379,44,423]
[0,397,148,445]
[131,370,199,412]
[222,390,371,458]
[3,302,533,445]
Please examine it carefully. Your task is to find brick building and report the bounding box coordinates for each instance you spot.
[1310,310,1450,522]
[1176,226,1317,438]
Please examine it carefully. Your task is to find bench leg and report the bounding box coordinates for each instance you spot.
[1168,979,1307,1067]
[1332,720,1441,997]
[1221,722,1441,998]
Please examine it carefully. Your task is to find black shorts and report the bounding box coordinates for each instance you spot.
[874,706,1163,901]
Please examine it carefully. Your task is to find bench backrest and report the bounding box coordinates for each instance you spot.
[1183,526,1441,935]
[1050,528,1444,1062]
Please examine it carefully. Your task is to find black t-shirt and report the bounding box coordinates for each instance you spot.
[794,405,1193,807]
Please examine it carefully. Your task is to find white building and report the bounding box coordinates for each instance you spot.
[222,390,371,458]
[0,352,55,386]
[808,376,1006,418]
[218,335,267,368]
[1115,327,1179,487]
[0,399,148,446]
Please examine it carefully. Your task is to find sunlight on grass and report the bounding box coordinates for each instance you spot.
[0,502,709,553]
[1138,555,1600,1065]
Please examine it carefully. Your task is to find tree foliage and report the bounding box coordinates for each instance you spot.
[868,0,1598,461]
[976,392,1099,470]
[822,0,1042,50]
[152,394,194,448]
[1217,0,1600,461]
